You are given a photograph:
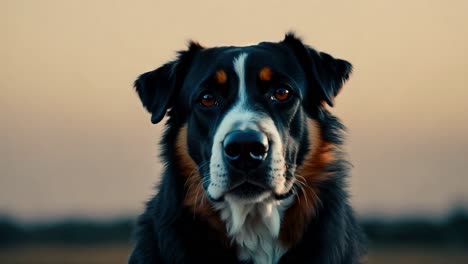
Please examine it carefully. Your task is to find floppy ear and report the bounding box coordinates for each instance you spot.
[134,42,203,124]
[282,33,352,107]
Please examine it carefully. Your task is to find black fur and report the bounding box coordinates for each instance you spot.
[129,33,365,264]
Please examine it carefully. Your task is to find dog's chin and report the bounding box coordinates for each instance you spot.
[226,182,272,204]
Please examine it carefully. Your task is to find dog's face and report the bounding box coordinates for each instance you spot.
[188,48,306,203]
[135,33,351,205]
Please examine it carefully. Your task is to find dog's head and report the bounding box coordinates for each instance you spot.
[135,33,351,206]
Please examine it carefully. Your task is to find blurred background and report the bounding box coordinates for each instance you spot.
[1,0,468,263]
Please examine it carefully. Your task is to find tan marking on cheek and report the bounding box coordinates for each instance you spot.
[279,119,336,248]
[259,66,273,81]
[215,70,228,84]
[176,126,227,238]
[175,126,198,180]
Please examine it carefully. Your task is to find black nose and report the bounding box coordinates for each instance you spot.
[223,130,269,171]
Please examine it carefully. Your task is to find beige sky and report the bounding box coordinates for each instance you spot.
[1,0,468,220]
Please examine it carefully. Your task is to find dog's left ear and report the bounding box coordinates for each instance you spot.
[134,42,203,124]
[282,33,352,107]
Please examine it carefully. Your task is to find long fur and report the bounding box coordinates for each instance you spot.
[129,33,366,264]
[129,110,365,263]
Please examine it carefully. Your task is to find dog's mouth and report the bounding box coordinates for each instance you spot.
[223,178,294,202]
[206,160,296,203]
[228,181,269,199]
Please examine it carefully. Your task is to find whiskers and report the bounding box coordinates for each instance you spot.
[284,162,322,211]
[294,174,322,210]
[292,176,310,208]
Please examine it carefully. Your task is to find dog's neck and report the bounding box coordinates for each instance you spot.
[215,195,293,264]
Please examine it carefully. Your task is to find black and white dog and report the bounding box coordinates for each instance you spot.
[129,33,365,264]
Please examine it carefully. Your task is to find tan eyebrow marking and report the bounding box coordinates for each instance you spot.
[259,66,273,81]
[215,70,227,84]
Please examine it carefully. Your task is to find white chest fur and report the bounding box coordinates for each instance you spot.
[215,196,292,264]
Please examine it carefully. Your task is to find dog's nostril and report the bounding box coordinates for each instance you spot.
[224,143,241,160]
[249,142,269,160]
[223,130,269,171]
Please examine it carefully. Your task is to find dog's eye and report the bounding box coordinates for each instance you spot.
[271,87,291,102]
[199,92,218,107]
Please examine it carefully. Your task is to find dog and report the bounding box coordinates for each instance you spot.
[129,33,365,264]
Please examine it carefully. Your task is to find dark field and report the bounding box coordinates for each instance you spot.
[1,245,467,264]
[1,212,467,264]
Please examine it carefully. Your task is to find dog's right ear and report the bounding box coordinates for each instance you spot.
[281,32,352,108]
[134,42,203,124]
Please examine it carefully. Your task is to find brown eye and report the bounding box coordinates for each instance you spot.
[200,92,217,107]
[272,87,290,101]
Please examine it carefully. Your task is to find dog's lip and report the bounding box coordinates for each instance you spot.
[229,182,269,194]
[227,178,269,193]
